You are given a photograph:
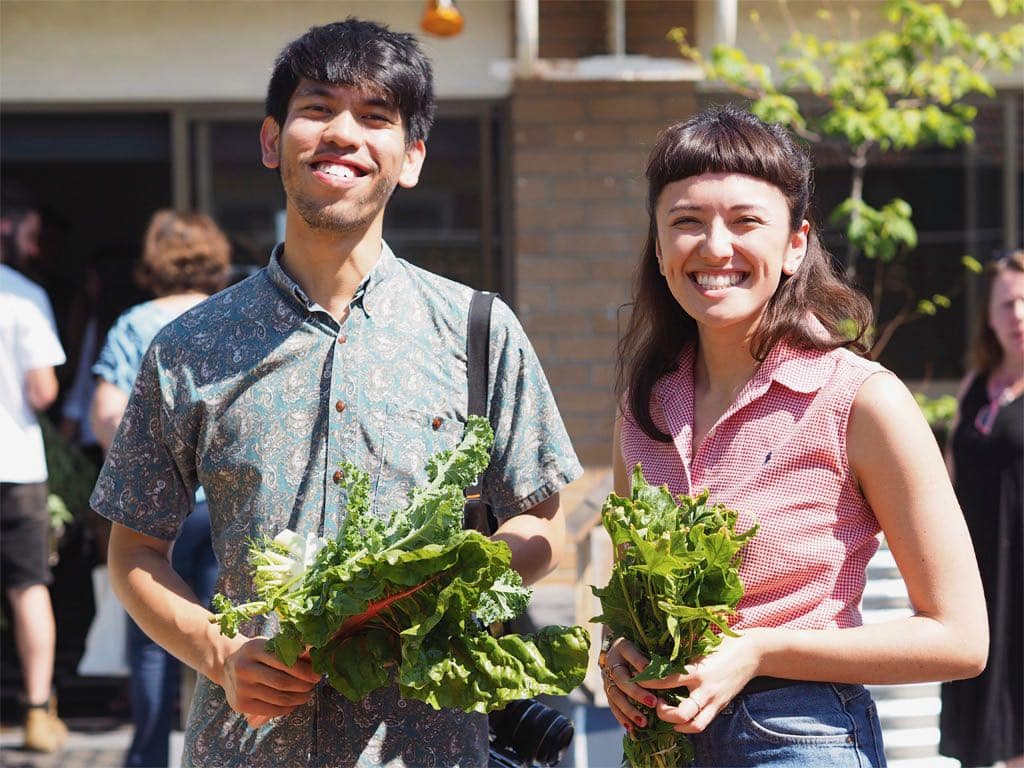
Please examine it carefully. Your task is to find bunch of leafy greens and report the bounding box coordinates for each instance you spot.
[591,465,757,767]
[211,416,589,713]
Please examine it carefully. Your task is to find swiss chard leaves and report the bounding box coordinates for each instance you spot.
[211,416,589,714]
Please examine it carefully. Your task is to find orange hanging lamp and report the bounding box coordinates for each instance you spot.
[421,0,464,37]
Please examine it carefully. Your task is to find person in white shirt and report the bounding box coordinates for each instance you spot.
[0,187,69,753]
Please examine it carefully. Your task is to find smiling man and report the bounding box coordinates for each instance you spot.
[93,19,582,768]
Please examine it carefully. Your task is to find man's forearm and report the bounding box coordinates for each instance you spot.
[107,523,242,686]
[90,380,129,452]
[492,494,565,586]
[25,366,58,411]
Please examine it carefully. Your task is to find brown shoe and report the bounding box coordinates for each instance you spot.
[22,705,68,753]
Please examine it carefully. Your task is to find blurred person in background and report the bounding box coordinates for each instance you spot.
[940,250,1024,768]
[0,185,69,753]
[60,252,133,468]
[91,209,228,768]
[60,248,145,563]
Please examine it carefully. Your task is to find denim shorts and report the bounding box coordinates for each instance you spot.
[690,682,886,767]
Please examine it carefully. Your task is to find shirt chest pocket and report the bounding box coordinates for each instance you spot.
[371,405,465,518]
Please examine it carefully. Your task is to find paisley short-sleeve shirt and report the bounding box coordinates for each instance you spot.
[90,243,583,767]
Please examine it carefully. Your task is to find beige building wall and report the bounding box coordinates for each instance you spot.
[510,79,699,465]
[0,0,512,103]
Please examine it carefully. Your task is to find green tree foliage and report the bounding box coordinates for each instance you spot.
[39,414,98,535]
[670,0,1023,359]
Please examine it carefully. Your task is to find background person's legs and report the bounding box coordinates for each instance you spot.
[6,583,57,707]
[1,481,68,753]
[125,617,176,768]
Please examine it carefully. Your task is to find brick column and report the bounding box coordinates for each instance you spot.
[510,80,697,465]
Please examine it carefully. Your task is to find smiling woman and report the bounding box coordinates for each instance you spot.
[654,172,809,347]
[600,105,989,768]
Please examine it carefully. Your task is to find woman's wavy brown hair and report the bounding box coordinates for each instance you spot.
[134,209,231,297]
[617,104,873,442]
[970,250,1024,374]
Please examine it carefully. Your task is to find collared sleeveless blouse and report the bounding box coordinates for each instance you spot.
[621,342,891,630]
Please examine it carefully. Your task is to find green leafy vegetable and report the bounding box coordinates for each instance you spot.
[591,465,757,767]
[211,415,589,714]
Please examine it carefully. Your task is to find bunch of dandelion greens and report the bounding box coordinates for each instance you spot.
[591,465,757,768]
[211,416,589,715]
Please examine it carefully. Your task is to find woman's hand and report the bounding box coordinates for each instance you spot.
[639,630,762,734]
[601,638,660,734]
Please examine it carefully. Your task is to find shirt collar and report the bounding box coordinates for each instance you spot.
[650,335,836,462]
[655,335,834,425]
[752,341,836,395]
[358,241,399,317]
[266,244,312,312]
[265,240,400,318]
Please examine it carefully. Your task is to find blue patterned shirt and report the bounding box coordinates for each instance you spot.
[90,243,583,767]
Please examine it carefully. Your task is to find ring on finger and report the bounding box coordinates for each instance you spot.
[609,662,630,679]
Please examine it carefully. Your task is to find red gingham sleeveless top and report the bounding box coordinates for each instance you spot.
[621,342,891,630]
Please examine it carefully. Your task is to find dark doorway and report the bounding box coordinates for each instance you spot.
[1,111,171,718]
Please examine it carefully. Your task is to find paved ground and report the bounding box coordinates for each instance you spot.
[0,718,144,768]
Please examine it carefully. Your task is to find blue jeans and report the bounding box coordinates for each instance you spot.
[125,502,218,768]
[690,682,886,767]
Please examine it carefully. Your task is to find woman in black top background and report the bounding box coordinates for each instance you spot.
[940,250,1024,768]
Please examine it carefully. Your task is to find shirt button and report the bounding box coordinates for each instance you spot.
[335,400,346,413]
[332,470,342,484]
[337,335,347,344]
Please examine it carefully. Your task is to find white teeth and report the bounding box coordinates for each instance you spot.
[319,163,356,179]
[694,272,745,290]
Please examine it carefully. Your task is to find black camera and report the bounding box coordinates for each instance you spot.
[488,698,575,768]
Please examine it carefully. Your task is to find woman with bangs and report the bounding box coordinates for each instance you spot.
[597,105,987,767]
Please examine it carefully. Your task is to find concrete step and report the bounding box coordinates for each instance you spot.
[861,540,945,765]
[862,606,914,624]
[869,682,941,700]
[889,757,959,768]
[866,547,903,581]
[880,726,943,762]
[863,578,910,600]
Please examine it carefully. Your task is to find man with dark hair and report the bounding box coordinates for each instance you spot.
[1,186,69,753]
[95,18,581,767]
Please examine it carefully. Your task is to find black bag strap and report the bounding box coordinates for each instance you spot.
[464,290,496,534]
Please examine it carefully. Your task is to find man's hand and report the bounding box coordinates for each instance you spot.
[221,638,321,724]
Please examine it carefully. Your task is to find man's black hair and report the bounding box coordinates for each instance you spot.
[1,180,39,223]
[265,18,436,144]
